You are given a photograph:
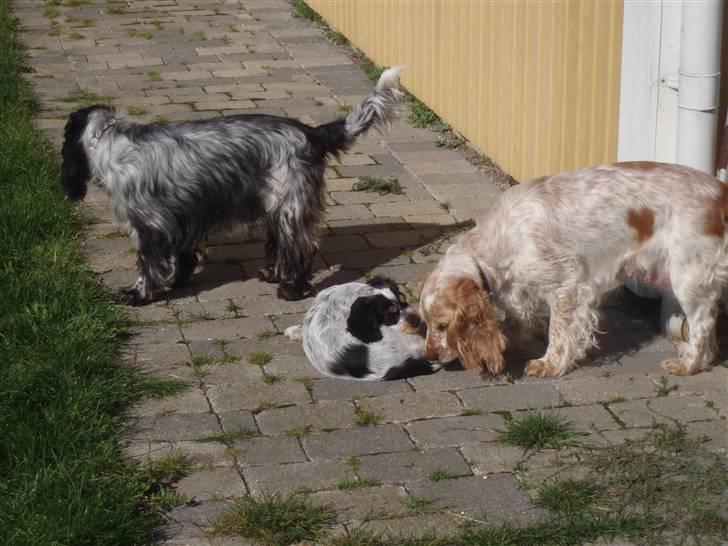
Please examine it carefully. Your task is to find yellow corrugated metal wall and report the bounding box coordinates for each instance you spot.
[309,0,623,182]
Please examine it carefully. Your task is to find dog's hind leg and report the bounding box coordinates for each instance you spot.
[173,250,199,288]
[257,223,281,284]
[663,256,721,375]
[273,204,319,301]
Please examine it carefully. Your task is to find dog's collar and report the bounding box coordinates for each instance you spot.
[89,118,117,152]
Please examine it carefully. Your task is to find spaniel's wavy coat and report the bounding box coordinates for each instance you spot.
[420,162,727,377]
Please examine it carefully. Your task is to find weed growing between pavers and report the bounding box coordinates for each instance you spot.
[59,86,115,107]
[196,429,257,445]
[354,407,381,427]
[0,2,165,541]
[212,491,334,545]
[287,424,313,438]
[336,478,380,491]
[352,175,403,195]
[497,411,584,452]
[137,375,189,398]
[247,351,272,366]
[138,453,192,512]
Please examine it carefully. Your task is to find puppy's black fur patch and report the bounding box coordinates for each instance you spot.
[346,294,400,343]
[330,344,371,378]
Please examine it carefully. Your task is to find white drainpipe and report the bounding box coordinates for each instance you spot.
[662,0,724,337]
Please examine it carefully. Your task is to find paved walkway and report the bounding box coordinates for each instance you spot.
[16,1,727,544]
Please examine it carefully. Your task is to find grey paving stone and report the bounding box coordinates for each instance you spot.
[356,392,463,423]
[176,468,246,501]
[647,394,719,423]
[128,413,221,442]
[547,404,623,432]
[162,501,229,541]
[129,323,184,345]
[243,460,354,494]
[357,447,472,484]
[234,435,307,466]
[684,420,727,454]
[407,474,545,523]
[357,513,465,537]
[460,442,526,475]
[218,410,257,434]
[311,377,412,401]
[130,388,210,417]
[180,317,262,341]
[457,383,562,412]
[556,375,659,405]
[206,381,311,412]
[608,395,716,427]
[255,400,357,435]
[407,368,507,392]
[406,414,506,448]
[303,424,413,459]
[309,485,410,521]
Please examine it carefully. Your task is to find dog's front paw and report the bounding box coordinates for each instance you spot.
[257,266,280,284]
[277,282,312,301]
[661,357,698,376]
[115,286,153,306]
[525,358,556,377]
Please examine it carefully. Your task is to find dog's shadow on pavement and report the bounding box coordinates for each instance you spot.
[180,220,471,299]
[500,288,678,380]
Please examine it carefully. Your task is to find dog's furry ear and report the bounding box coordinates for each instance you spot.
[347,294,400,343]
[60,108,94,201]
[447,278,507,374]
[367,276,409,307]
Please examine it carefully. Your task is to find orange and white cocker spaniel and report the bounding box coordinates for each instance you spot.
[419,162,728,377]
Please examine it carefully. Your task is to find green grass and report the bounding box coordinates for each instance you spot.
[196,428,257,445]
[497,411,582,452]
[343,456,361,472]
[655,375,677,397]
[0,3,161,542]
[248,351,272,366]
[136,375,189,398]
[337,478,380,491]
[404,496,434,513]
[437,135,465,149]
[212,491,334,545]
[287,424,313,438]
[59,87,115,107]
[291,0,324,24]
[43,6,59,18]
[261,371,281,384]
[427,468,458,482]
[255,328,278,340]
[535,480,599,516]
[107,6,125,15]
[126,105,147,116]
[352,176,403,195]
[354,407,381,427]
[405,92,443,129]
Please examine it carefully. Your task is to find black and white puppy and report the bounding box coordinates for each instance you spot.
[286,277,441,381]
[60,67,403,303]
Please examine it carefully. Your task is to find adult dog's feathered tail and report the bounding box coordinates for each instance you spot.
[313,65,403,156]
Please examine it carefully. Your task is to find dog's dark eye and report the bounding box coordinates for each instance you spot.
[437,323,448,332]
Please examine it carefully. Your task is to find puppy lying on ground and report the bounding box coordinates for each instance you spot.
[286,277,440,380]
